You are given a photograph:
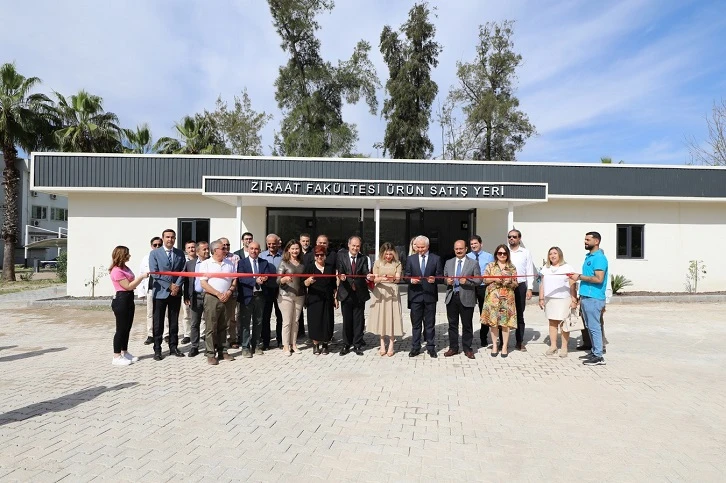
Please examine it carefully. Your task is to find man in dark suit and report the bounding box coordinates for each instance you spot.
[237,241,274,358]
[336,235,371,356]
[444,240,481,359]
[149,228,187,360]
[183,241,209,357]
[405,235,443,358]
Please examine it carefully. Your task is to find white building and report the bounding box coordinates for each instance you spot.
[29,153,726,296]
[0,155,68,266]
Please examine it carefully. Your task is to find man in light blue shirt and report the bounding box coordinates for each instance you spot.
[467,235,494,348]
[569,231,608,366]
[260,233,283,349]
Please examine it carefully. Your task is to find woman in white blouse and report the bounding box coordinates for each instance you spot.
[538,247,578,357]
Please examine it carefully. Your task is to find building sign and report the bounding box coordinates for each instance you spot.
[204,177,547,200]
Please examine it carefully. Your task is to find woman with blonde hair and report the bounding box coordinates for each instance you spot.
[368,242,404,356]
[539,247,578,357]
[109,246,148,366]
[480,244,519,357]
[277,239,306,356]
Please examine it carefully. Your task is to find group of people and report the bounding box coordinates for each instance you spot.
[108,227,609,367]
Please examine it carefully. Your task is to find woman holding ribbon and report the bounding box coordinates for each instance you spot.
[538,247,578,357]
[480,244,519,358]
[368,242,404,356]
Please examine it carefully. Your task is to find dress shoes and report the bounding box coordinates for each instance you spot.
[181,337,191,344]
[409,349,421,358]
[170,348,185,357]
[576,345,592,351]
[220,353,235,361]
[144,336,154,345]
[188,348,199,357]
[443,349,459,357]
[340,346,350,356]
[153,352,163,361]
[354,347,364,356]
[464,350,475,359]
[427,349,438,358]
[207,356,218,365]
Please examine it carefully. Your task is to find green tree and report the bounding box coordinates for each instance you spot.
[123,123,155,154]
[447,20,535,161]
[379,2,441,159]
[53,89,122,152]
[204,89,272,155]
[0,62,54,282]
[600,156,624,164]
[687,99,726,166]
[155,115,229,155]
[268,0,379,157]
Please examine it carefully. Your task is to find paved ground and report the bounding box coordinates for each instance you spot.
[0,301,724,482]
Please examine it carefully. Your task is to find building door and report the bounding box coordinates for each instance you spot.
[178,218,210,250]
[418,210,473,262]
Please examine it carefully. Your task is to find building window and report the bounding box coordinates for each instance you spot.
[616,224,644,259]
[50,208,68,221]
[178,218,210,250]
[31,205,47,220]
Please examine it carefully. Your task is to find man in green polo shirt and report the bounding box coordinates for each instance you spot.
[569,232,608,366]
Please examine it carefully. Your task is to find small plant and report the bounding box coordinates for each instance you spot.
[685,260,707,293]
[611,274,633,294]
[84,264,108,298]
[56,251,68,283]
[19,271,35,281]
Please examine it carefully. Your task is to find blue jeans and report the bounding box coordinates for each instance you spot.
[580,296,605,357]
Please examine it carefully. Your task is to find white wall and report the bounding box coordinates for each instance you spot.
[67,193,248,297]
[511,199,726,292]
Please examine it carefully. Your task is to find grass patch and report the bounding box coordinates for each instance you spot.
[0,279,64,295]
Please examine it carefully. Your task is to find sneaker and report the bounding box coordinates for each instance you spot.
[241,348,252,359]
[583,356,606,366]
[578,352,594,360]
[112,356,131,366]
[123,352,139,362]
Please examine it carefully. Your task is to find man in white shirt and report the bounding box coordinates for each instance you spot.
[508,229,533,351]
[200,239,238,366]
[220,237,241,348]
[137,237,164,345]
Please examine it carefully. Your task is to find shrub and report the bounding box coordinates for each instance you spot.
[56,251,68,283]
[611,274,633,294]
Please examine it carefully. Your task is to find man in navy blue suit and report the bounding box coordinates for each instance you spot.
[236,241,274,358]
[404,235,443,358]
[149,228,187,360]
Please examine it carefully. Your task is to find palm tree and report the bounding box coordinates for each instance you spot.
[0,62,54,281]
[123,123,155,154]
[54,89,122,152]
[154,115,229,155]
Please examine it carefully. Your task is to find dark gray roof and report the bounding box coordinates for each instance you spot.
[31,153,726,198]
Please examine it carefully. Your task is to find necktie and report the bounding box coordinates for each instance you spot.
[167,250,173,265]
[420,255,426,276]
[455,259,462,292]
[475,252,480,261]
[252,258,258,274]
[350,257,357,291]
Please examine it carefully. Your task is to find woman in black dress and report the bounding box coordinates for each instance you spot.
[303,245,338,354]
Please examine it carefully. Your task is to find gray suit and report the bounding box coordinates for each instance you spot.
[444,257,481,353]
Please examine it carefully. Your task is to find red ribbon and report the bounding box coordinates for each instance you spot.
[149,271,572,280]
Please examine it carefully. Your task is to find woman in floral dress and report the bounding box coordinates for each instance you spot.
[480,244,519,358]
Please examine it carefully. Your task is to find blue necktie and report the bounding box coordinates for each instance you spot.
[167,250,173,265]
[253,258,258,274]
[455,259,462,292]
[420,255,426,276]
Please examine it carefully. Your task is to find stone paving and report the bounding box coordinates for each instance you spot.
[0,301,724,482]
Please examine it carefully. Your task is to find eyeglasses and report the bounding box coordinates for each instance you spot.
[222,244,230,247]
[152,243,162,247]
[496,252,508,256]
[507,235,519,239]
[314,254,325,257]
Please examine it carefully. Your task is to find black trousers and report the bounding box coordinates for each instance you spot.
[189,293,204,349]
[262,290,283,347]
[410,300,437,350]
[238,293,266,350]
[340,299,365,349]
[111,291,135,353]
[446,293,475,352]
[475,285,489,346]
[153,294,181,352]
[297,307,306,337]
[514,282,527,346]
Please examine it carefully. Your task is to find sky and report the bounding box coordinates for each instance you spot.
[3,0,726,164]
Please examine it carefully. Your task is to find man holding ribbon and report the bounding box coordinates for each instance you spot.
[444,240,481,359]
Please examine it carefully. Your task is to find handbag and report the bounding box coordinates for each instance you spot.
[560,309,585,333]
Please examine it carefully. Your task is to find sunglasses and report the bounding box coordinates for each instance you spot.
[314,254,325,257]
[496,252,508,256]
[152,243,162,247]
[507,235,519,239]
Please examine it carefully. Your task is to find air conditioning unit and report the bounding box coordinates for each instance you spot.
[33,220,41,227]
[50,194,57,200]
[31,191,38,197]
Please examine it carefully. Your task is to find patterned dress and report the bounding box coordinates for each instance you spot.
[480,262,519,329]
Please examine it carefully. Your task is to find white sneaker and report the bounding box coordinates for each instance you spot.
[123,352,139,362]
[112,356,132,366]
